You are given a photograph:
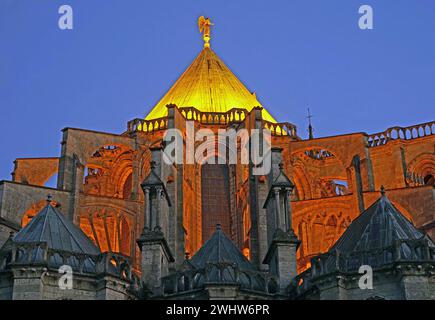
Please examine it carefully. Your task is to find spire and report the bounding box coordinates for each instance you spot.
[12,203,100,255]
[267,162,294,190]
[189,225,256,271]
[307,107,314,139]
[331,190,430,254]
[141,161,165,189]
[198,16,213,48]
[145,18,276,122]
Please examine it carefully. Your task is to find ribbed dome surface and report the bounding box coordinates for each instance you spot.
[145,47,276,122]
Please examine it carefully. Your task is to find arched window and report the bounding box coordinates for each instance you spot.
[311,215,324,254]
[424,174,434,186]
[297,221,309,258]
[122,173,133,199]
[119,217,131,256]
[201,164,231,242]
[323,215,338,251]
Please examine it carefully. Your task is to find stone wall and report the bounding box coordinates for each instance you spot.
[12,157,59,186]
[304,271,434,300]
[0,181,70,226]
[3,267,133,300]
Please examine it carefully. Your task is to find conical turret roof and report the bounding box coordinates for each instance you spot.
[190,225,255,271]
[145,46,276,122]
[13,203,100,255]
[331,190,433,254]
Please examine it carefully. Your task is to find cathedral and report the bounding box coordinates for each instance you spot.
[0,17,434,300]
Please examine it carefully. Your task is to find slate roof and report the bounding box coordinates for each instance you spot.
[141,164,165,189]
[292,190,435,298]
[331,191,432,255]
[0,203,101,273]
[13,203,100,255]
[140,163,171,206]
[305,190,435,275]
[161,225,276,295]
[190,224,256,271]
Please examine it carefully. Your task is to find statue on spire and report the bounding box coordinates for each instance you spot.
[198,16,213,47]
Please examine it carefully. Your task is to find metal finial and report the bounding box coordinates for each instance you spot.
[216,223,222,230]
[380,185,386,196]
[47,194,52,203]
[307,107,314,140]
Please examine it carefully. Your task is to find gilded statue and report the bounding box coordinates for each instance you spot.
[198,16,213,47]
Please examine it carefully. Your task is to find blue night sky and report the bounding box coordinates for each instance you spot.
[0,0,434,182]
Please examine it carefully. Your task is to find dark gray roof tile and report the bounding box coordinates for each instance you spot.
[13,204,100,255]
[331,193,429,254]
[190,224,255,271]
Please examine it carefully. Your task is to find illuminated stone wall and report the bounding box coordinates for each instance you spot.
[0,108,433,275]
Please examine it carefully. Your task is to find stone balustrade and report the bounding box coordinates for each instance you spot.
[179,106,248,125]
[126,107,248,133]
[127,117,168,133]
[367,121,435,147]
[263,120,298,138]
[126,106,300,139]
[0,241,138,283]
[161,261,279,296]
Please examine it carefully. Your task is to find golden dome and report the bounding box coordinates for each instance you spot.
[145,46,276,122]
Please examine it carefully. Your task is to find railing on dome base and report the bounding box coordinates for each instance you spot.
[367,121,435,147]
[179,107,249,125]
[126,106,300,139]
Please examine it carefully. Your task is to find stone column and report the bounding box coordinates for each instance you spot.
[68,154,84,223]
[137,229,174,295]
[263,160,300,292]
[144,188,150,229]
[274,188,281,228]
[248,107,271,269]
[138,156,174,296]
[263,229,300,292]
[351,155,365,213]
[256,176,269,271]
[284,188,292,231]
[130,145,141,201]
[57,129,74,191]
